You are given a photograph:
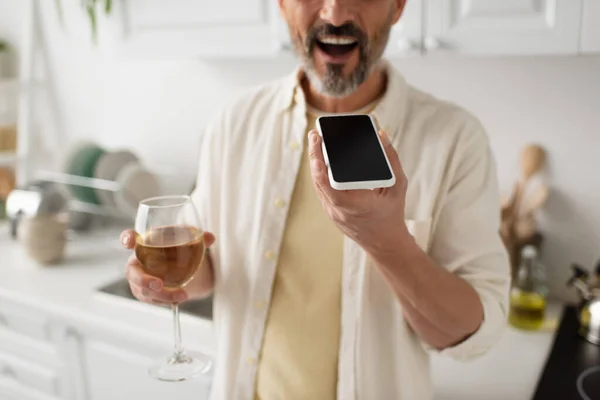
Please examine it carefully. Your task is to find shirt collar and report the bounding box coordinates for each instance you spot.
[277,66,305,113]
[278,60,408,139]
[371,61,409,139]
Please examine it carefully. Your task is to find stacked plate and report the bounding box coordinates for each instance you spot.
[62,141,160,219]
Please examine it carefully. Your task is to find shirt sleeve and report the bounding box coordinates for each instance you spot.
[427,117,511,361]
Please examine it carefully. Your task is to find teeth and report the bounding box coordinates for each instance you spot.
[317,36,357,45]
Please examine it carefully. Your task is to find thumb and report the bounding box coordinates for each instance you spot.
[203,231,216,248]
[378,130,401,170]
[120,229,138,250]
[378,130,392,149]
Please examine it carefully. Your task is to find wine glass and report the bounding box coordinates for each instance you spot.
[134,195,212,381]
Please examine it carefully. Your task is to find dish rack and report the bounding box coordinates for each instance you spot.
[34,164,188,217]
[5,169,131,241]
[35,170,124,218]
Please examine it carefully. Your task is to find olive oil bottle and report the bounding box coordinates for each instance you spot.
[509,246,548,330]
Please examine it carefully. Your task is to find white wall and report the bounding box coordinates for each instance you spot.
[1,1,599,300]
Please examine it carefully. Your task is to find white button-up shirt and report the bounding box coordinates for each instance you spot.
[191,62,510,400]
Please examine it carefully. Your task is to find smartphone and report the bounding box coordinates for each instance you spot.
[316,114,396,191]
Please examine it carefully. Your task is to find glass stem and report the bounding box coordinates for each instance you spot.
[172,304,183,356]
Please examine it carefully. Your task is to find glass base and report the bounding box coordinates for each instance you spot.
[149,352,212,382]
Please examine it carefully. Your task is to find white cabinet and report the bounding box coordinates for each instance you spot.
[119,0,282,58]
[0,290,213,400]
[0,352,60,397]
[581,0,600,52]
[0,296,66,400]
[116,0,594,58]
[83,339,211,400]
[426,0,584,55]
[119,0,424,59]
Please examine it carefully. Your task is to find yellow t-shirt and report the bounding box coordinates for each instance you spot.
[255,98,379,399]
[254,109,344,400]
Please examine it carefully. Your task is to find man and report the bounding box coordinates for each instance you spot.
[121,0,510,399]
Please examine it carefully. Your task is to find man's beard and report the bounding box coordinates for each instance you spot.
[293,20,392,98]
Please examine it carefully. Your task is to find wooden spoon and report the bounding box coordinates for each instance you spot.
[511,144,547,216]
[501,144,547,278]
[515,213,537,242]
[520,144,547,181]
[523,184,549,215]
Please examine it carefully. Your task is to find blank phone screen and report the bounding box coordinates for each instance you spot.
[319,115,393,183]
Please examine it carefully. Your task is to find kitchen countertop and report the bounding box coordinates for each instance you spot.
[0,222,563,399]
[0,223,215,355]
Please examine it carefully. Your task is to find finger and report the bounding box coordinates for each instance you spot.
[378,130,407,188]
[130,284,159,304]
[307,130,341,201]
[130,283,188,304]
[125,256,164,291]
[203,231,216,248]
[307,129,326,166]
[120,229,138,250]
[130,285,182,305]
[129,284,147,302]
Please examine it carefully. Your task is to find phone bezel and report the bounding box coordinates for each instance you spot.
[316,114,396,191]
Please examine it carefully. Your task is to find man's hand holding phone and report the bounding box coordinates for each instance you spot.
[308,127,412,255]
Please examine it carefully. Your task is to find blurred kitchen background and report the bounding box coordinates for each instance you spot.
[0,1,599,400]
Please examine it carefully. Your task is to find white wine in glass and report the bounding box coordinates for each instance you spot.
[134,195,212,381]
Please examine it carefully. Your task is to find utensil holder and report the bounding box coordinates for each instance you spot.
[18,214,68,265]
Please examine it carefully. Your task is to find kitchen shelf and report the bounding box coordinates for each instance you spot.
[4,1,56,186]
[0,78,18,91]
[0,151,17,164]
[0,78,39,92]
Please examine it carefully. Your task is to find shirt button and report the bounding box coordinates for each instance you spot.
[254,300,267,310]
[264,250,276,261]
[290,142,301,152]
[246,356,257,365]
[274,198,286,208]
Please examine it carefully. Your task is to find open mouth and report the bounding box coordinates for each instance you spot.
[315,35,359,57]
